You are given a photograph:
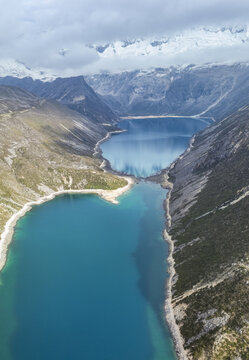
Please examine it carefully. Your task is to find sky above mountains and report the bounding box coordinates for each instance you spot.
[1,0,249,75]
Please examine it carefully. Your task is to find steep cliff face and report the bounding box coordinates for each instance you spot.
[0,85,126,252]
[167,105,249,358]
[0,76,118,125]
[86,64,249,120]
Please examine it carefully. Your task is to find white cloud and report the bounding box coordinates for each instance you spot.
[1,0,249,75]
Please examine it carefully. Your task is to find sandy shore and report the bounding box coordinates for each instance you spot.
[164,179,187,360]
[120,115,214,127]
[0,176,134,273]
[121,114,196,119]
[120,114,213,121]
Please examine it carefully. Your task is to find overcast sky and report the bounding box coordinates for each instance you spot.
[1,0,249,75]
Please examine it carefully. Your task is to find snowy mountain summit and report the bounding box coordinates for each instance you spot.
[0,59,56,81]
[90,26,249,59]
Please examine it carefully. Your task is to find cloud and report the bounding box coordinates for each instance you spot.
[82,43,249,75]
[1,0,249,75]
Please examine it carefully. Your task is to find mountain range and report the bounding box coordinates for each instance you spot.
[86,63,249,120]
[2,62,249,124]
[89,26,249,60]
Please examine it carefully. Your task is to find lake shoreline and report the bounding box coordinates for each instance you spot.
[120,114,214,123]
[0,124,135,273]
[93,129,127,158]
[0,176,134,273]
[163,135,197,360]
[0,118,199,359]
[164,176,187,360]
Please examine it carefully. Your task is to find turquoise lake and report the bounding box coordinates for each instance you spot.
[0,117,208,359]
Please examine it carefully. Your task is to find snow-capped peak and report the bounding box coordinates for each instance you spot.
[0,59,56,81]
[90,26,249,59]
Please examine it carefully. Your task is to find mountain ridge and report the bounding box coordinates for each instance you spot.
[163,102,249,359]
[86,63,249,120]
[0,76,118,125]
[89,26,249,60]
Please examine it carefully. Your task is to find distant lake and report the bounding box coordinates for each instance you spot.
[0,117,209,360]
[101,117,210,177]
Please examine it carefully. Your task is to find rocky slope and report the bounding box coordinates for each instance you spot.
[86,63,249,120]
[0,76,118,125]
[0,85,126,250]
[2,63,249,123]
[165,104,249,359]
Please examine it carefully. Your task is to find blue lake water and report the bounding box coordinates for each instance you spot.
[0,117,208,360]
[101,117,210,177]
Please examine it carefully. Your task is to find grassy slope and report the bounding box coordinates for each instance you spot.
[0,92,126,239]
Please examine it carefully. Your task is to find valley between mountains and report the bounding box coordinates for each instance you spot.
[0,66,249,359]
